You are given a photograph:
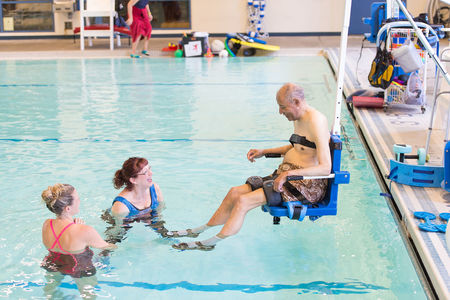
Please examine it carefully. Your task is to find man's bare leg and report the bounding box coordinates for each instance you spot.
[165,184,252,238]
[207,184,252,226]
[172,189,267,250]
[218,188,266,236]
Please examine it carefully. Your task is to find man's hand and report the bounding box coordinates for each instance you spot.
[247,149,264,162]
[273,172,288,192]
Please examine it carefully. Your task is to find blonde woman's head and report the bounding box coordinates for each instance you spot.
[41,183,75,215]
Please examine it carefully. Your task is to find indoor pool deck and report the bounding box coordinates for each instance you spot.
[327,42,450,300]
[0,35,449,299]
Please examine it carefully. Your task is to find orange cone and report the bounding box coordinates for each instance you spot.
[205,47,213,58]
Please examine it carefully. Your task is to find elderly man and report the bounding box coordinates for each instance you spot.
[169,83,332,250]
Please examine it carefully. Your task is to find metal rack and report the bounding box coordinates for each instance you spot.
[386,27,428,112]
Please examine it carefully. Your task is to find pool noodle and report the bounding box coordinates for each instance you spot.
[352,96,384,108]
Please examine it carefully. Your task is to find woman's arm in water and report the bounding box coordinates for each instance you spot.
[82,225,117,250]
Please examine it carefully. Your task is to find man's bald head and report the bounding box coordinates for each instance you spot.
[276,83,305,104]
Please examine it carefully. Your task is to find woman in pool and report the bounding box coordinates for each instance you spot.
[41,183,116,298]
[103,157,166,242]
[112,157,164,217]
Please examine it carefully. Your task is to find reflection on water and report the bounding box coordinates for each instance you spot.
[0,279,388,296]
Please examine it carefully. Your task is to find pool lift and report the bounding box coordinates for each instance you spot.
[386,0,450,192]
[261,0,352,224]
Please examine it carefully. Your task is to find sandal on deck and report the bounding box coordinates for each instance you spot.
[162,229,199,238]
[172,241,215,251]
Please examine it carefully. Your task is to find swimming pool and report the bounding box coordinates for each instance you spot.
[0,56,426,299]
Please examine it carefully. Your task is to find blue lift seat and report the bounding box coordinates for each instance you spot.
[261,134,350,224]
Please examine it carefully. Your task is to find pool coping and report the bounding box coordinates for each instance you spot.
[325,47,450,300]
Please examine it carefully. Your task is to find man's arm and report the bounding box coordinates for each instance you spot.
[247,144,292,162]
[298,112,332,175]
[273,113,331,192]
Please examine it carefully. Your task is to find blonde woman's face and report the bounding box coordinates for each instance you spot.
[70,189,80,215]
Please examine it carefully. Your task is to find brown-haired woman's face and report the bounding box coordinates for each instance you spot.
[134,164,153,187]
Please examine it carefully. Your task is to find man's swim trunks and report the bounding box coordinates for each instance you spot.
[245,162,328,204]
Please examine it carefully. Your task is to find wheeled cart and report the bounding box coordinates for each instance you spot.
[376,22,439,113]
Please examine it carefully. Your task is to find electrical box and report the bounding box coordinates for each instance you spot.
[53,0,74,13]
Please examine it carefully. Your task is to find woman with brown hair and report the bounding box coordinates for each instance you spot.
[102,157,167,243]
[111,157,163,217]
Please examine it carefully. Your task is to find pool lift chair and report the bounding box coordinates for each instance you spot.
[261,135,350,224]
[261,0,352,224]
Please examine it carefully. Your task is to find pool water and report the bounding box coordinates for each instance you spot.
[0,56,425,299]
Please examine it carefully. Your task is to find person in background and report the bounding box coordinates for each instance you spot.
[126,0,153,58]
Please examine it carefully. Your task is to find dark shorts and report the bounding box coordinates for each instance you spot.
[245,162,328,204]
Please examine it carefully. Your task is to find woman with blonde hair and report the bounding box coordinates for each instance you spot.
[41,183,116,298]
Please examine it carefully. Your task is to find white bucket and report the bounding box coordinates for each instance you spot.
[193,32,210,49]
[392,41,423,73]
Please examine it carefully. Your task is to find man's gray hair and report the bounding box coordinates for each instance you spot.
[277,83,305,103]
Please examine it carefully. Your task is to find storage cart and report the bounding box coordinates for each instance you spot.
[376,21,439,113]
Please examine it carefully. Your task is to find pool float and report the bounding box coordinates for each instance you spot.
[225,33,279,57]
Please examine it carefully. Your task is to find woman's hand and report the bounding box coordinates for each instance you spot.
[73,218,85,224]
[148,13,153,21]
[247,149,264,162]
[126,18,133,26]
